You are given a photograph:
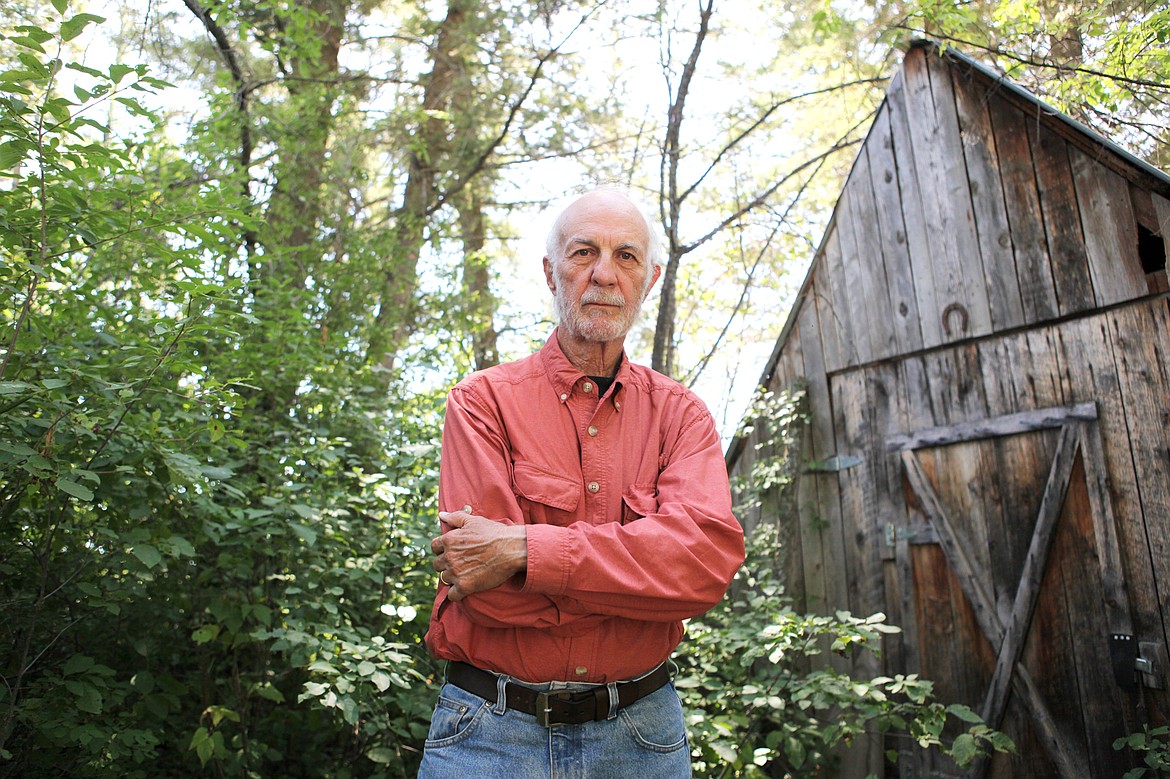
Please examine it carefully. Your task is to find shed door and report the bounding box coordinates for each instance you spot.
[887,403,1137,777]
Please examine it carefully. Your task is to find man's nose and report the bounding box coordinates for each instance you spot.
[590,252,618,285]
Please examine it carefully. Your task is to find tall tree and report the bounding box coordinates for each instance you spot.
[896,0,1170,165]
[641,0,886,377]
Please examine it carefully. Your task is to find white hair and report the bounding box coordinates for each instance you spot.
[543,188,663,277]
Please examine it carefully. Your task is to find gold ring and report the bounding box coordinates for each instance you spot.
[439,570,452,586]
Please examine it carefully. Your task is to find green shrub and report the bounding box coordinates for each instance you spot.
[1115,725,1170,779]
[678,388,1014,776]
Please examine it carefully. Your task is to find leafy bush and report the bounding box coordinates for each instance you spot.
[1115,725,1170,779]
[677,524,1014,776]
[677,389,1014,776]
[0,9,442,777]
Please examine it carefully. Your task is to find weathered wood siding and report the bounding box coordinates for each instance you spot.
[729,42,1170,777]
[803,45,1170,376]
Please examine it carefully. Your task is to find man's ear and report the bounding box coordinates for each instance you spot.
[643,263,662,299]
[543,257,557,293]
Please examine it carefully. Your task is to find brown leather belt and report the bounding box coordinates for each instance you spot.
[446,661,670,727]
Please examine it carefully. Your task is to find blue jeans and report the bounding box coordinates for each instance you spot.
[417,671,691,778]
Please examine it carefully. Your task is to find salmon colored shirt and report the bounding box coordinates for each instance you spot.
[424,331,745,683]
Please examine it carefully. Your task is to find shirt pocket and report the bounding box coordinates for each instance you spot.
[512,460,580,525]
[621,483,659,524]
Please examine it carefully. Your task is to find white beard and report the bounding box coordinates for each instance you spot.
[553,281,644,343]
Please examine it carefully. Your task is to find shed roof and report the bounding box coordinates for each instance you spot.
[726,39,1170,469]
[928,40,1170,194]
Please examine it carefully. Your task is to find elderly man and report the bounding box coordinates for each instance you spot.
[419,189,744,776]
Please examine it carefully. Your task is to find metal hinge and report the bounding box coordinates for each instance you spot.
[1138,641,1167,690]
[1110,634,1167,690]
[805,454,862,473]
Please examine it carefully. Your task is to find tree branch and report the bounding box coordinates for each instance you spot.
[680,117,870,257]
[683,150,829,388]
[182,0,255,254]
[898,26,1170,91]
[681,77,887,202]
[653,0,716,374]
[430,0,614,218]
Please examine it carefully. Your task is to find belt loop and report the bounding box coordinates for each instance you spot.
[605,682,620,720]
[492,674,508,715]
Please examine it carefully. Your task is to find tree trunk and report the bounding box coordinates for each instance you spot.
[369,0,478,370]
[651,0,714,378]
[258,0,345,294]
[458,188,499,369]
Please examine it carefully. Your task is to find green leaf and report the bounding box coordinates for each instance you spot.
[950,732,978,766]
[65,62,102,78]
[166,535,196,557]
[74,684,103,714]
[0,441,37,457]
[131,544,162,568]
[357,660,376,677]
[191,625,220,644]
[206,705,240,726]
[947,704,984,724]
[254,683,285,703]
[9,36,47,53]
[60,13,105,42]
[370,670,392,692]
[56,477,94,501]
[189,726,212,766]
[51,0,70,12]
[201,464,234,480]
[249,603,273,626]
[63,653,95,675]
[13,25,54,44]
[291,523,318,546]
[339,695,360,725]
[108,64,133,84]
[0,139,30,169]
[367,747,396,764]
[0,381,35,394]
[73,468,100,485]
[131,671,155,693]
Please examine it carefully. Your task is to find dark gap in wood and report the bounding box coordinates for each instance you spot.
[1137,223,1166,274]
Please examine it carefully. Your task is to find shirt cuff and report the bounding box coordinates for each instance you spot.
[522,523,570,596]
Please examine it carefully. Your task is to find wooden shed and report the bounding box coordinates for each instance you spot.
[726,40,1170,777]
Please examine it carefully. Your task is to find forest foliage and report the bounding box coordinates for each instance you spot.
[0,0,1166,775]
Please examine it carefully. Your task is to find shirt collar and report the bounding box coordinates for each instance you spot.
[541,328,631,404]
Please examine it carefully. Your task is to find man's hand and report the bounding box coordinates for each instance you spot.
[431,507,528,602]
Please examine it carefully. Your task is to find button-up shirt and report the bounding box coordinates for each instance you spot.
[424,331,745,683]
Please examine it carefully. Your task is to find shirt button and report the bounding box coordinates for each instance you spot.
[559,393,568,401]
[587,425,598,437]
[575,666,588,676]
[582,381,593,392]
[587,481,600,493]
[614,400,621,410]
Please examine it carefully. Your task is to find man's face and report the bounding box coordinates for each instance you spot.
[543,192,661,346]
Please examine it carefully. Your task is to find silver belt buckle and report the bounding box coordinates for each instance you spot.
[535,691,554,727]
[534,690,578,727]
